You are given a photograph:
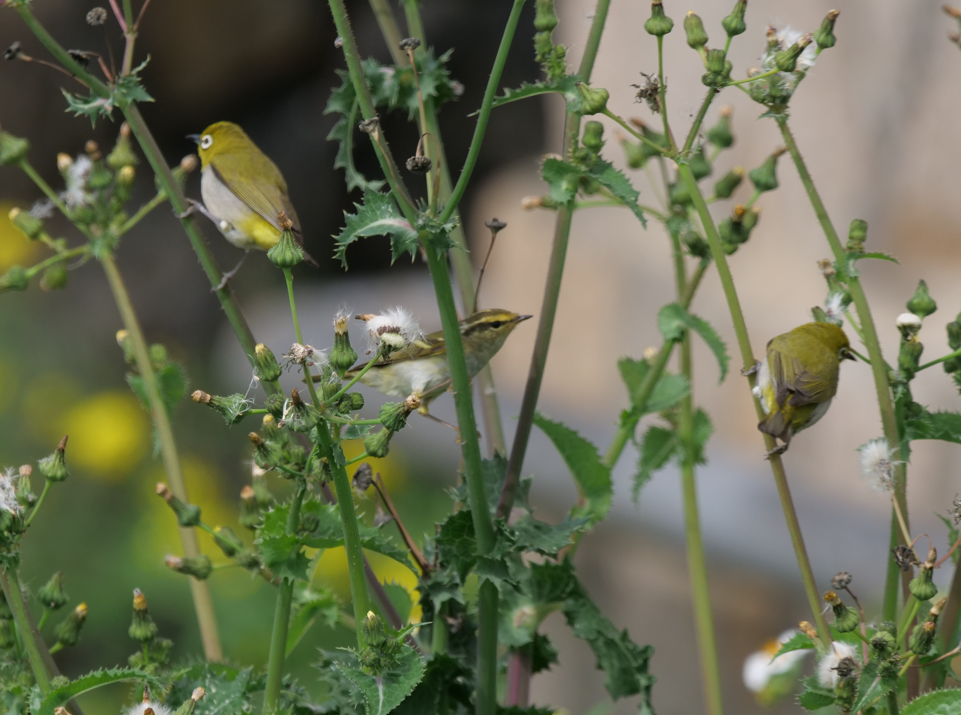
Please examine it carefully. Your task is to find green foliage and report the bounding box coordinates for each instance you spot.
[532,412,612,523]
[285,585,341,657]
[905,408,961,444]
[617,357,690,414]
[334,190,419,268]
[937,514,960,564]
[167,663,254,715]
[657,303,730,381]
[61,59,154,127]
[849,661,897,714]
[394,654,474,715]
[633,426,675,501]
[325,72,383,193]
[540,158,646,225]
[797,674,835,710]
[488,75,582,113]
[336,643,426,715]
[38,667,167,715]
[900,688,961,714]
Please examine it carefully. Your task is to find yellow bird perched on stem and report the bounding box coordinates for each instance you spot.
[751,322,855,454]
[184,121,316,287]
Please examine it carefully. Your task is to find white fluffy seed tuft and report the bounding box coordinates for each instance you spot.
[816,641,857,688]
[859,438,900,493]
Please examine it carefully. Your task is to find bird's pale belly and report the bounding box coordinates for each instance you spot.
[200,168,279,251]
[358,356,450,398]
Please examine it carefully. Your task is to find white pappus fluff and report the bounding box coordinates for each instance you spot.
[768,26,818,71]
[363,307,422,355]
[742,629,809,693]
[61,154,93,208]
[0,468,22,515]
[816,641,858,688]
[824,292,846,325]
[859,438,900,493]
[124,702,173,715]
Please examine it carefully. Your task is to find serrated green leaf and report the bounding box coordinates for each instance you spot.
[343,423,373,440]
[616,357,690,415]
[901,688,961,715]
[364,50,458,119]
[657,303,729,382]
[378,581,413,625]
[486,75,581,113]
[334,190,418,268]
[797,674,835,711]
[633,425,676,502]
[39,668,168,715]
[508,514,588,556]
[532,413,612,524]
[937,514,960,564]
[771,631,814,660]
[336,643,425,715]
[541,158,583,205]
[906,408,961,444]
[851,251,899,264]
[849,661,897,714]
[435,510,476,582]
[325,71,383,193]
[393,654,473,715]
[167,663,254,715]
[296,500,413,568]
[681,408,713,466]
[286,585,340,657]
[589,159,646,226]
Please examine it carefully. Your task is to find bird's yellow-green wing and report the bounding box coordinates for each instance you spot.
[766,337,838,408]
[209,151,300,231]
[345,328,447,376]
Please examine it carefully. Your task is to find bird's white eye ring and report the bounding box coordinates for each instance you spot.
[200,134,213,149]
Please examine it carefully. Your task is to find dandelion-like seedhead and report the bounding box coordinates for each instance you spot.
[284,343,328,368]
[62,154,93,208]
[742,629,808,693]
[816,641,858,688]
[748,25,819,106]
[859,438,900,493]
[360,307,422,355]
[124,702,173,715]
[0,467,22,515]
[824,292,846,325]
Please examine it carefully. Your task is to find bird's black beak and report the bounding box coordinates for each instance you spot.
[844,351,857,361]
[186,134,201,145]
[513,315,533,324]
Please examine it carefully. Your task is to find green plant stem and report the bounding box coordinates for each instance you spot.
[19,160,71,217]
[23,480,52,529]
[917,347,961,371]
[887,690,900,715]
[432,601,449,655]
[100,253,222,660]
[602,260,708,469]
[678,114,831,644]
[120,0,136,75]
[437,0,526,225]
[262,480,307,715]
[115,190,167,236]
[0,568,53,695]
[325,348,389,404]
[497,0,611,519]
[897,595,919,648]
[656,36,673,150]
[368,0,407,66]
[316,425,371,649]
[603,110,669,155]
[883,512,902,622]
[283,268,322,406]
[725,68,779,86]
[939,558,961,654]
[345,451,369,466]
[775,115,910,613]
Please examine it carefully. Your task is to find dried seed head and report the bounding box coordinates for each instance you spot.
[831,572,852,590]
[4,42,23,61]
[893,544,919,571]
[405,155,432,174]
[179,154,198,173]
[359,118,380,134]
[86,7,108,25]
[399,37,422,51]
[352,463,373,491]
[485,217,507,233]
[833,656,857,679]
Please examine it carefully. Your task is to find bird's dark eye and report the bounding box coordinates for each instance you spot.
[200,135,213,149]
[489,321,503,329]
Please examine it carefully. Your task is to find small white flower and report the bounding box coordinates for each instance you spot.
[61,155,93,208]
[360,307,422,355]
[896,313,922,331]
[124,701,173,715]
[859,438,900,493]
[742,629,809,693]
[824,293,846,325]
[0,468,22,515]
[284,343,328,368]
[816,640,857,688]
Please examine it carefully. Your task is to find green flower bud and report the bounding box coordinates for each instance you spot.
[54,603,87,647]
[107,123,139,170]
[191,390,249,425]
[909,620,937,655]
[165,554,213,580]
[40,262,69,292]
[172,687,207,715]
[644,0,674,36]
[534,31,553,62]
[669,180,692,207]
[870,629,896,657]
[282,388,321,433]
[534,0,559,32]
[742,206,760,232]
[239,485,261,530]
[339,392,365,412]
[146,343,167,369]
[689,146,712,181]
[899,339,923,379]
[8,207,44,240]
[37,572,68,611]
[330,312,358,375]
[775,35,813,72]
[254,343,282,382]
[813,10,839,50]
[582,121,605,153]
[87,161,113,191]
[846,218,867,252]
[213,526,244,558]
[683,11,708,49]
[826,593,859,633]
[128,589,158,643]
[379,395,421,432]
[252,472,274,508]
[359,610,401,676]
[719,205,755,251]
[364,428,393,459]
[946,319,961,352]
[0,621,14,650]
[721,0,747,37]
[15,466,34,509]
[749,148,784,193]
[38,436,69,482]
[267,215,303,268]
[620,138,647,169]
[0,130,29,166]
[681,227,710,259]
[706,48,726,73]
[833,668,856,712]
[713,166,744,199]
[907,280,937,319]
[265,392,285,420]
[0,265,29,293]
[909,565,938,601]
[155,482,201,527]
[575,82,609,115]
[706,107,735,148]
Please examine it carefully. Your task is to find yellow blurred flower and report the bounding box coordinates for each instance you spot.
[0,201,42,271]
[62,391,148,479]
[342,438,406,491]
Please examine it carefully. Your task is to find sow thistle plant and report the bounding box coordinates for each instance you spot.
[3,0,961,714]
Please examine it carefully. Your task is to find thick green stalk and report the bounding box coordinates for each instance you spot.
[882,511,902,622]
[315,426,371,648]
[283,268,322,406]
[497,0,611,518]
[100,254,223,660]
[775,115,909,608]
[368,0,407,65]
[0,568,53,695]
[656,36,673,150]
[262,481,307,715]
[678,138,831,644]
